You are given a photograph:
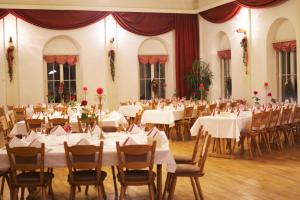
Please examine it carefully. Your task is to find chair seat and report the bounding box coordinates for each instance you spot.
[69,170,107,184]
[174,155,194,164]
[0,170,8,176]
[117,170,156,183]
[15,172,54,185]
[174,164,204,177]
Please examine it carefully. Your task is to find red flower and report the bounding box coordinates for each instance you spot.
[205,88,209,92]
[199,83,204,89]
[267,92,272,97]
[253,91,258,95]
[71,95,76,101]
[83,86,88,91]
[96,87,103,95]
[264,82,268,87]
[80,100,87,106]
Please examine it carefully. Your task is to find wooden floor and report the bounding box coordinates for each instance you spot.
[1,137,300,200]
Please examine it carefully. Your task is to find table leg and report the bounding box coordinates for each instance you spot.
[157,164,162,200]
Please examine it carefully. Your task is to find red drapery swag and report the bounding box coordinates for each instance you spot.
[43,55,78,65]
[175,14,199,97]
[273,40,296,52]
[200,2,241,23]
[112,12,174,36]
[217,50,231,59]
[138,55,168,64]
[10,9,109,30]
[235,0,288,8]
[0,9,8,19]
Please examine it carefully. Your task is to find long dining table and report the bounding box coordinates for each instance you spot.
[0,131,176,200]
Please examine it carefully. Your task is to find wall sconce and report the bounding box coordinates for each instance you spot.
[236,28,246,35]
[7,36,15,82]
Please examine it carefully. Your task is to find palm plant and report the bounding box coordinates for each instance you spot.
[186,59,213,100]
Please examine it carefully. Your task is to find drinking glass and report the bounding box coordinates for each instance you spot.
[81,122,87,133]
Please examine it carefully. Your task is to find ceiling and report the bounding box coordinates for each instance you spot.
[0,0,234,13]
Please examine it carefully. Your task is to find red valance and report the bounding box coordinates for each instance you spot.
[0,9,8,19]
[138,55,168,64]
[200,2,241,23]
[273,40,296,52]
[43,55,78,65]
[218,50,231,59]
[10,9,109,30]
[236,0,287,8]
[112,12,174,36]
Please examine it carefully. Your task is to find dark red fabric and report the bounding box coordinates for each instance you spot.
[273,40,296,52]
[43,55,78,65]
[112,12,174,36]
[217,50,231,59]
[200,2,241,23]
[236,0,287,8]
[138,55,168,64]
[0,9,8,19]
[9,9,109,30]
[175,14,199,97]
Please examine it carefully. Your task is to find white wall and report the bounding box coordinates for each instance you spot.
[0,14,175,109]
[200,0,300,103]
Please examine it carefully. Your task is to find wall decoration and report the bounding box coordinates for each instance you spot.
[237,28,248,74]
[6,37,15,82]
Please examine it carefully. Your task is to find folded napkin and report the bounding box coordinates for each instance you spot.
[25,131,39,143]
[147,127,160,137]
[29,139,50,152]
[147,131,168,148]
[9,137,28,148]
[91,125,101,134]
[76,138,91,145]
[50,125,67,136]
[130,124,142,134]
[122,137,138,146]
[109,110,122,118]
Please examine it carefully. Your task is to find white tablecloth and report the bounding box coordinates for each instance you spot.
[0,132,176,172]
[118,105,142,117]
[141,109,184,127]
[190,112,252,141]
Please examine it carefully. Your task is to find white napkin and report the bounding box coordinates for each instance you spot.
[147,131,168,148]
[29,139,50,152]
[50,125,67,136]
[147,127,160,137]
[91,125,101,134]
[9,137,28,148]
[123,137,138,145]
[25,131,39,143]
[130,124,142,134]
[109,110,122,119]
[76,138,91,145]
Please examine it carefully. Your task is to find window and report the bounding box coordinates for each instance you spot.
[218,50,232,99]
[278,51,297,102]
[139,62,166,100]
[47,62,77,103]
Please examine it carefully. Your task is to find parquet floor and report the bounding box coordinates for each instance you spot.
[1,137,300,200]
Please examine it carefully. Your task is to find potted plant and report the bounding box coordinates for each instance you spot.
[186,59,213,100]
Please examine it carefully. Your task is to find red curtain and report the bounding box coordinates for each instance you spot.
[138,55,168,64]
[200,2,241,23]
[10,9,109,30]
[175,14,199,97]
[112,12,174,36]
[217,50,231,59]
[0,9,8,19]
[273,40,296,52]
[43,55,78,65]
[236,0,287,8]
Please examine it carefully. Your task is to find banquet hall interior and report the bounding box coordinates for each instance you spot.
[0,0,300,199]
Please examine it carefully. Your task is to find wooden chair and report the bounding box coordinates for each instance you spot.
[7,105,14,111]
[64,141,107,200]
[0,170,9,200]
[208,103,217,114]
[77,116,99,133]
[175,106,194,141]
[101,126,118,132]
[0,116,10,143]
[33,106,46,114]
[196,105,206,117]
[174,126,204,164]
[13,107,27,122]
[266,109,281,151]
[0,106,5,116]
[218,102,227,112]
[6,143,54,200]
[116,141,157,200]
[25,118,45,133]
[48,117,70,127]
[163,133,212,200]
[277,107,294,148]
[291,106,300,143]
[8,111,17,130]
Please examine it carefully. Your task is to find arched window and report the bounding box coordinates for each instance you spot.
[138,38,168,100]
[43,36,80,103]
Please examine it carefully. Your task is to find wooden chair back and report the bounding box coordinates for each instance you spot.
[7,105,14,111]
[183,106,194,119]
[6,143,45,184]
[197,132,212,173]
[209,103,217,113]
[251,111,268,131]
[13,107,26,122]
[292,106,300,124]
[48,117,69,127]
[77,116,98,132]
[116,141,156,183]
[197,105,206,117]
[191,126,204,162]
[8,111,16,127]
[268,109,281,128]
[25,118,45,132]
[230,101,237,108]
[64,141,104,182]
[0,106,5,116]
[0,116,10,142]
[33,106,46,114]
[101,126,118,132]
[280,107,293,125]
[218,102,227,111]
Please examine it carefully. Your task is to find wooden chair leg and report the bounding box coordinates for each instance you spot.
[247,136,253,159]
[97,185,104,200]
[85,185,89,195]
[119,185,126,200]
[13,187,19,200]
[194,177,204,200]
[101,183,107,200]
[111,166,118,200]
[20,187,25,200]
[163,173,171,200]
[0,176,4,199]
[167,176,177,200]
[148,184,155,200]
[41,186,47,200]
[190,177,199,200]
[254,135,262,156]
[49,181,54,199]
[69,185,76,200]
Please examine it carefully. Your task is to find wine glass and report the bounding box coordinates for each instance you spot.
[81,122,87,133]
